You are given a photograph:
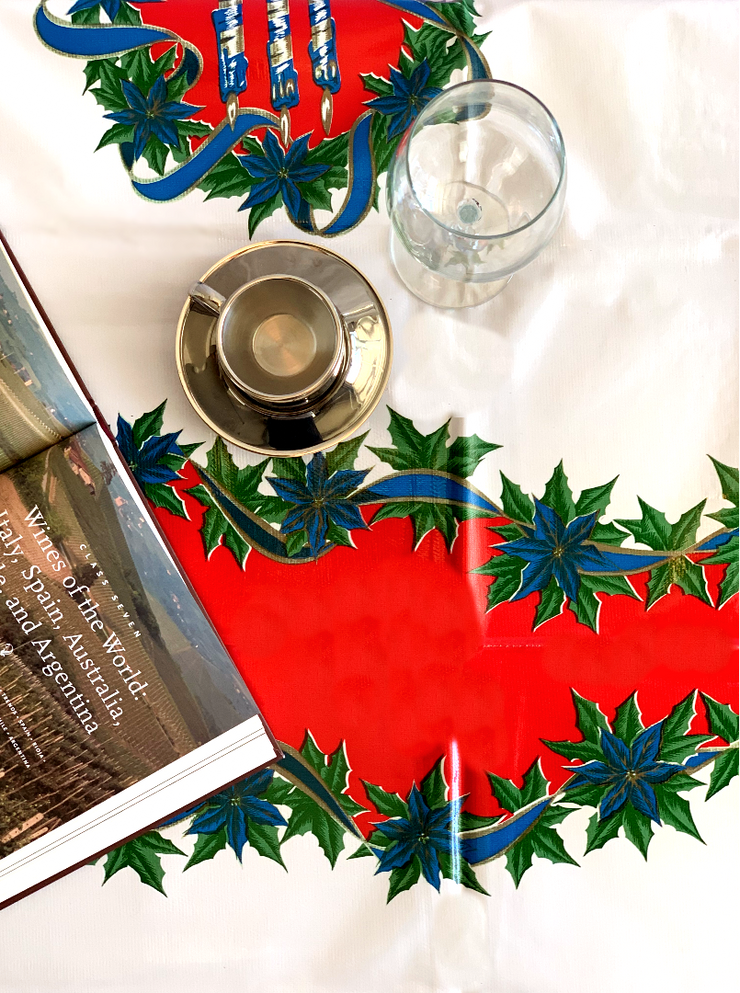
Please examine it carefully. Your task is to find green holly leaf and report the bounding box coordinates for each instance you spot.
[198,153,257,200]
[362,781,409,818]
[280,734,366,861]
[369,408,498,478]
[280,788,347,867]
[654,788,703,843]
[647,556,711,609]
[402,21,467,88]
[707,505,739,529]
[613,693,644,745]
[202,438,291,521]
[709,456,739,507]
[427,0,479,35]
[458,811,504,830]
[96,122,136,151]
[121,44,177,96]
[132,400,166,447]
[285,530,307,557]
[248,190,283,238]
[660,691,714,763]
[361,72,393,96]
[438,851,489,894]
[387,856,422,901]
[184,826,228,870]
[72,6,99,24]
[701,694,739,743]
[504,805,577,887]
[499,473,535,524]
[90,60,128,112]
[574,477,618,518]
[705,748,739,800]
[569,575,602,632]
[445,433,501,478]
[542,692,611,764]
[489,523,524,542]
[272,456,307,483]
[222,524,250,567]
[472,552,525,610]
[299,730,326,771]
[528,809,578,870]
[113,1,142,25]
[143,481,187,520]
[369,113,400,207]
[645,562,673,608]
[542,462,576,524]
[325,432,368,476]
[264,775,293,805]
[325,522,354,548]
[299,181,333,212]
[568,573,640,631]
[616,498,672,550]
[520,759,548,805]
[102,831,185,894]
[534,578,565,629]
[559,782,607,807]
[573,690,610,744]
[487,771,522,813]
[246,821,286,867]
[420,757,447,809]
[585,808,623,853]
[622,804,653,859]
[589,521,631,545]
[702,535,739,607]
[142,134,169,176]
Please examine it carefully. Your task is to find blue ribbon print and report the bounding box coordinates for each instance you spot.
[459,797,553,865]
[35,2,174,58]
[34,0,492,233]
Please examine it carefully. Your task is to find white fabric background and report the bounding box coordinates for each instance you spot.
[0,1,737,990]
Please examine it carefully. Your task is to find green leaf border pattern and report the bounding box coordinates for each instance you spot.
[99,692,738,899]
[119,403,739,633]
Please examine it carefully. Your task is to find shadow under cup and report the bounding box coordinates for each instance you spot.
[216,275,346,409]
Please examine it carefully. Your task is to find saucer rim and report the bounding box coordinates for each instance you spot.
[176,239,393,458]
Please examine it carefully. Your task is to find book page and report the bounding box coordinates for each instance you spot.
[0,423,261,860]
[0,242,95,471]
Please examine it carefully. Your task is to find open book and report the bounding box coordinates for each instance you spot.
[0,234,280,907]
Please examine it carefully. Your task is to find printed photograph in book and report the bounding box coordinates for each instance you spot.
[0,423,260,859]
[0,248,94,470]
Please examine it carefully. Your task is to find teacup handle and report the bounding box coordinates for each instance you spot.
[190,281,226,317]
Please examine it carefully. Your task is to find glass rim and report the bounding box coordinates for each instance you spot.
[404,78,567,242]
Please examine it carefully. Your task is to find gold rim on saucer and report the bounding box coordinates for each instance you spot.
[176,240,393,457]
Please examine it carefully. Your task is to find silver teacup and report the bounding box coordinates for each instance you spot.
[189,274,347,411]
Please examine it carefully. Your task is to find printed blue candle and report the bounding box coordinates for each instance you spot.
[212,1,248,129]
[307,0,340,134]
[266,0,299,145]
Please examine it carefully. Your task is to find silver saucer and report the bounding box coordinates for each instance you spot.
[176,241,393,457]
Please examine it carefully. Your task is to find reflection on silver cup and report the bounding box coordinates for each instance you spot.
[189,274,347,410]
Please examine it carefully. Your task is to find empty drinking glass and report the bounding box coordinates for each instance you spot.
[387,79,567,308]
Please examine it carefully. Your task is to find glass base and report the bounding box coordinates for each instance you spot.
[390,228,512,309]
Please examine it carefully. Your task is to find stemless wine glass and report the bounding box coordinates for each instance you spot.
[387,79,567,308]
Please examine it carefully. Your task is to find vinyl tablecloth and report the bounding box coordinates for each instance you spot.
[0,1,737,990]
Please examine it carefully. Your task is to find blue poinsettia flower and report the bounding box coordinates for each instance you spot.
[103,74,202,161]
[373,785,462,891]
[566,723,685,823]
[270,453,369,556]
[68,0,162,18]
[186,771,287,861]
[239,130,328,217]
[497,499,614,602]
[365,60,442,139]
[116,415,183,487]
